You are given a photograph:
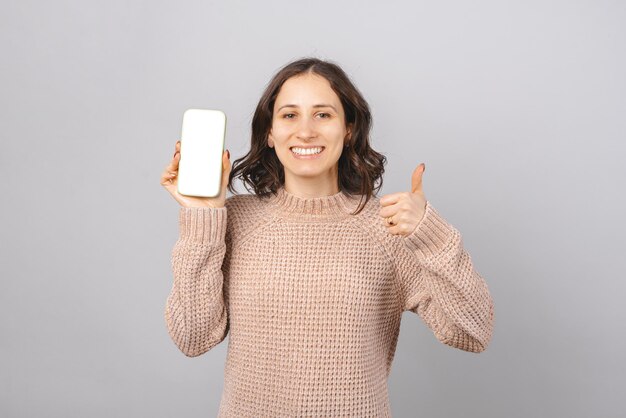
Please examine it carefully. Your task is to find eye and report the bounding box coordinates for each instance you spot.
[317,112,331,119]
[282,113,296,119]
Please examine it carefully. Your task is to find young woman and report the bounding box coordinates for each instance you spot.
[160,57,495,417]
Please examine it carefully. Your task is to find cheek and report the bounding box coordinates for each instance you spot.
[321,122,347,137]
[270,124,291,139]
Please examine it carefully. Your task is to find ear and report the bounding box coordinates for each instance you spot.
[345,124,353,146]
[268,131,274,148]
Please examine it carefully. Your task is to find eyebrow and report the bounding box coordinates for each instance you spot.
[277,104,338,112]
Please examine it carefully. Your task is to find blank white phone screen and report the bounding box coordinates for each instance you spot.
[177,109,226,198]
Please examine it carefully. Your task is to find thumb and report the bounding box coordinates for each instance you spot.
[222,149,231,183]
[411,163,425,194]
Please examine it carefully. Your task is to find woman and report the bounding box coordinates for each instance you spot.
[160,57,495,417]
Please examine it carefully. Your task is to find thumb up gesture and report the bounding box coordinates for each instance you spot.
[379,163,427,236]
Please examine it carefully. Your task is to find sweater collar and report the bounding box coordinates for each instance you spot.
[269,185,361,219]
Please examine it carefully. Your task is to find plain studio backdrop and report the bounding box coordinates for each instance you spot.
[1,0,624,417]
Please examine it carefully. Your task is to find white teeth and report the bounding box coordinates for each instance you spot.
[291,147,323,155]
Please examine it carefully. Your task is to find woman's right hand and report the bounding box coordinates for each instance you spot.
[160,140,232,208]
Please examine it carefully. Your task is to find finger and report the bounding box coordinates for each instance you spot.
[223,150,233,180]
[385,223,409,236]
[379,191,407,207]
[161,153,179,182]
[171,150,180,170]
[163,159,178,181]
[381,215,412,235]
[381,215,400,233]
[378,198,400,217]
[378,205,400,219]
[222,150,232,173]
[160,168,177,186]
[161,161,178,178]
[411,163,425,194]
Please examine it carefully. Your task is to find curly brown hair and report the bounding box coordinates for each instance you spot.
[227,57,387,215]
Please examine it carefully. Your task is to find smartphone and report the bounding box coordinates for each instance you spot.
[177,109,227,198]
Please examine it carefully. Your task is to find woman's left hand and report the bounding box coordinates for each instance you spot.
[379,163,427,236]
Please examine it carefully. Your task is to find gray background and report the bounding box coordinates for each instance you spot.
[1,0,624,417]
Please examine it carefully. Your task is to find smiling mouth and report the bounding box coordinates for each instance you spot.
[290,146,325,156]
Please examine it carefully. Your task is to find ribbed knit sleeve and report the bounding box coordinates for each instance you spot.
[164,206,230,357]
[395,200,495,353]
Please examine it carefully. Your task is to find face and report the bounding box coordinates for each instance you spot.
[268,73,352,184]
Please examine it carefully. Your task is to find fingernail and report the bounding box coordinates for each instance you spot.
[226,149,230,159]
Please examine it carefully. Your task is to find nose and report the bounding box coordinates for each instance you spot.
[296,115,316,140]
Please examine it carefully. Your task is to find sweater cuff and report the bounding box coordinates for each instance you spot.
[178,206,227,245]
[403,200,456,260]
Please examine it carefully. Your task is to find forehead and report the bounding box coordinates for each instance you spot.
[275,73,341,105]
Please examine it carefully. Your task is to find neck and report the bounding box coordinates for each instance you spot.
[268,185,360,220]
[282,170,340,198]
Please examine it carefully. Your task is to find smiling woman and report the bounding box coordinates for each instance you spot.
[162,57,495,418]
[267,72,353,181]
[227,57,387,214]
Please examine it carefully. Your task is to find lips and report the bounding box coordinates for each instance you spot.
[289,145,325,158]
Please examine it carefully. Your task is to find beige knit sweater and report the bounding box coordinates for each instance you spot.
[165,186,495,417]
